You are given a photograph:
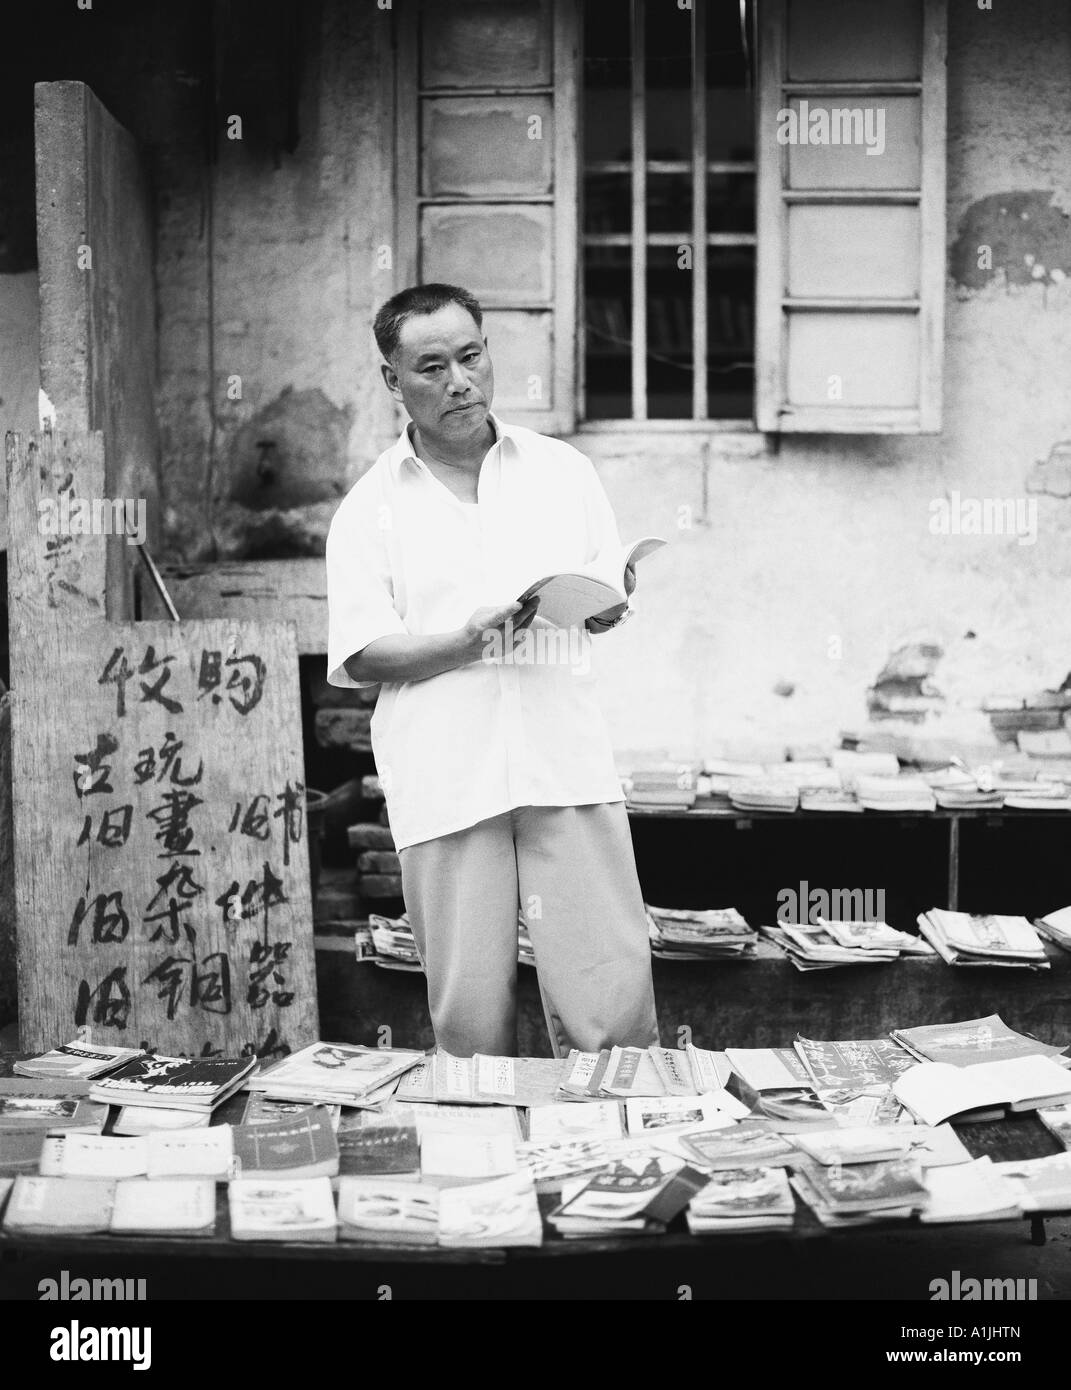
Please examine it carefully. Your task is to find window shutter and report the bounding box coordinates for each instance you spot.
[756,0,946,433]
[397,0,579,435]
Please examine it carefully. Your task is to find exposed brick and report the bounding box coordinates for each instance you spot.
[315,708,372,751]
[361,873,403,898]
[347,823,396,851]
[358,849,400,874]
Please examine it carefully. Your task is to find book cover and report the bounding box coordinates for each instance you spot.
[686,1166,796,1226]
[795,1127,918,1166]
[0,1129,49,1177]
[232,1110,340,1179]
[228,1178,338,1242]
[515,1138,610,1191]
[146,1127,234,1180]
[39,1133,148,1180]
[111,1178,216,1235]
[3,1175,117,1233]
[891,1015,1067,1068]
[679,1121,797,1170]
[112,1106,212,1136]
[795,1157,927,1213]
[419,1132,518,1188]
[437,1171,543,1248]
[91,1054,258,1110]
[337,1123,420,1180]
[0,1095,101,1131]
[242,1093,342,1130]
[248,1044,422,1102]
[726,1047,813,1092]
[795,1036,919,1091]
[336,1178,439,1245]
[526,1101,623,1143]
[624,1095,738,1138]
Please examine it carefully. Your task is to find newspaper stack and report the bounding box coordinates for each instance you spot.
[916,909,1049,970]
[645,905,758,960]
[853,775,937,812]
[758,920,930,970]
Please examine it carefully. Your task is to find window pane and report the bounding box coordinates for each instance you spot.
[647,172,691,236]
[784,96,921,190]
[707,172,755,232]
[786,312,919,409]
[707,247,755,419]
[421,206,553,303]
[421,0,552,89]
[645,0,692,161]
[583,172,630,235]
[482,310,554,410]
[787,0,922,82]
[583,0,631,164]
[422,98,553,197]
[787,205,919,299]
[706,0,754,162]
[584,243,632,419]
[647,245,693,419]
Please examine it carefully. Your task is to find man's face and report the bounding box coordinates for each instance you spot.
[381,303,494,445]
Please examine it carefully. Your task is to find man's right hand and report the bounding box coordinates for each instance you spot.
[463,597,540,654]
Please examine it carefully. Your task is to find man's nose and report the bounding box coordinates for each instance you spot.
[446,362,472,394]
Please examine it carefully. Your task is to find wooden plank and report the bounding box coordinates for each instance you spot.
[34,81,160,621]
[6,429,108,629]
[142,559,328,656]
[917,0,948,433]
[12,616,318,1057]
[629,0,647,421]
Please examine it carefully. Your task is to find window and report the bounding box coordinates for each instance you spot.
[756,0,947,432]
[396,0,947,436]
[581,0,756,423]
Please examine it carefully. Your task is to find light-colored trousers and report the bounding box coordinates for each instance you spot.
[398,802,660,1058]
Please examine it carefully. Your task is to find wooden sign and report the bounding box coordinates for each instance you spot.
[7,432,319,1058]
[14,619,319,1057]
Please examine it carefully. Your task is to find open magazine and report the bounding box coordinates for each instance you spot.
[518,536,666,628]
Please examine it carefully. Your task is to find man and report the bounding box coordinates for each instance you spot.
[326,283,659,1058]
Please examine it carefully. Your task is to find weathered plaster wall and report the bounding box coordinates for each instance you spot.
[155,0,396,561]
[0,271,39,540]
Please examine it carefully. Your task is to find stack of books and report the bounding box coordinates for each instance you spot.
[247,1043,424,1109]
[800,786,862,813]
[890,1014,1069,1068]
[368,912,423,971]
[3,1174,216,1237]
[626,764,699,811]
[685,1166,796,1234]
[89,1054,258,1114]
[645,905,758,960]
[728,779,799,813]
[14,1041,146,1081]
[853,775,937,813]
[547,1150,707,1238]
[791,1158,929,1227]
[926,767,1005,810]
[916,909,1050,970]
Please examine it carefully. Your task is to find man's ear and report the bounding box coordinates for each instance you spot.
[380,361,403,400]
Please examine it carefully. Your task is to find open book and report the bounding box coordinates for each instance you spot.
[893,1056,1071,1126]
[518,536,666,628]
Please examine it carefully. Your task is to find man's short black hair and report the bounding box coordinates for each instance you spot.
[373,283,484,363]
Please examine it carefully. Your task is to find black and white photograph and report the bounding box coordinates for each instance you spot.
[0,0,1070,1352]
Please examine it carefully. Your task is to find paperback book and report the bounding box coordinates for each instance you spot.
[111,1178,216,1235]
[437,1170,544,1248]
[2,1175,117,1234]
[232,1110,340,1180]
[685,1166,796,1234]
[336,1178,439,1245]
[13,1042,146,1081]
[90,1054,258,1112]
[893,1056,1071,1125]
[228,1178,338,1243]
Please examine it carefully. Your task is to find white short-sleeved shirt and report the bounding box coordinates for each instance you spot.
[325,415,626,849]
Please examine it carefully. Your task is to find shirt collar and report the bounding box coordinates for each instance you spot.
[387,411,513,482]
